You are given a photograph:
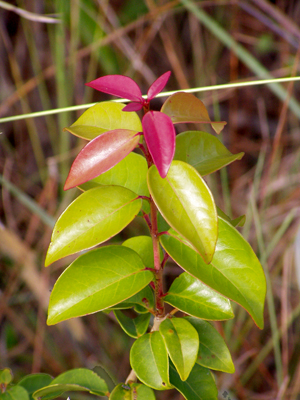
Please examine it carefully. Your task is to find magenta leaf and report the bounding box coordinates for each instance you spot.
[147,71,171,101]
[86,75,143,103]
[122,102,143,112]
[64,129,141,190]
[142,111,175,178]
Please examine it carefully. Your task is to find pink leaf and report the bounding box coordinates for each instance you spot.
[142,111,175,178]
[147,71,171,101]
[64,129,141,190]
[85,75,143,103]
[122,102,143,112]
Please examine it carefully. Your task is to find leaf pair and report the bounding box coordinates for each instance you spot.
[64,105,175,188]
[130,318,199,388]
[130,323,219,399]
[85,71,171,111]
[84,72,176,178]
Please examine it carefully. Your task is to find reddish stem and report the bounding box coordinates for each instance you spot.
[150,197,165,318]
[142,211,152,230]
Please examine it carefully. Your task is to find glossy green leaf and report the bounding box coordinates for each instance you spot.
[217,207,245,227]
[164,273,234,321]
[169,362,218,400]
[45,186,142,266]
[174,131,244,175]
[0,386,29,400]
[79,152,149,197]
[160,217,266,328]
[0,369,13,385]
[108,285,154,313]
[147,161,217,264]
[110,382,155,400]
[64,129,141,190]
[185,317,235,373]
[122,235,163,270]
[18,374,53,400]
[64,102,142,140]
[114,310,151,338]
[47,246,153,325]
[32,369,108,399]
[130,332,171,390]
[161,92,226,134]
[159,318,199,381]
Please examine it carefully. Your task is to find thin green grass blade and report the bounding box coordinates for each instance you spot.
[1,76,300,124]
[0,175,55,228]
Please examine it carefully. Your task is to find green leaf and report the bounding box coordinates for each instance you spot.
[147,161,217,264]
[174,131,244,175]
[169,362,218,400]
[159,318,199,381]
[92,365,116,393]
[160,217,266,328]
[122,235,163,269]
[110,382,156,400]
[79,152,149,197]
[45,186,142,266]
[217,207,245,227]
[185,317,235,373]
[114,310,151,338]
[17,374,53,400]
[0,369,13,385]
[47,246,153,325]
[64,102,142,140]
[130,332,171,390]
[0,386,29,400]
[164,273,234,321]
[32,369,108,399]
[108,285,154,313]
[161,92,226,134]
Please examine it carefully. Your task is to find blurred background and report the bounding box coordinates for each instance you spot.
[1,0,300,399]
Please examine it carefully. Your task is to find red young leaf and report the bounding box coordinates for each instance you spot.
[86,75,143,103]
[142,111,175,178]
[147,71,171,101]
[122,102,143,112]
[64,129,141,190]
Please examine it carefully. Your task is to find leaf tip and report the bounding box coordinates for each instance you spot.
[63,178,74,191]
[44,250,53,267]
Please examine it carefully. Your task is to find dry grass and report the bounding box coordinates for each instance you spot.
[1,1,300,399]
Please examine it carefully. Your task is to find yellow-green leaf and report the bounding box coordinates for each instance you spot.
[174,131,244,175]
[47,246,153,325]
[159,318,199,381]
[147,161,217,264]
[64,102,142,140]
[45,186,142,266]
[160,217,266,328]
[164,273,234,321]
[130,332,171,390]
